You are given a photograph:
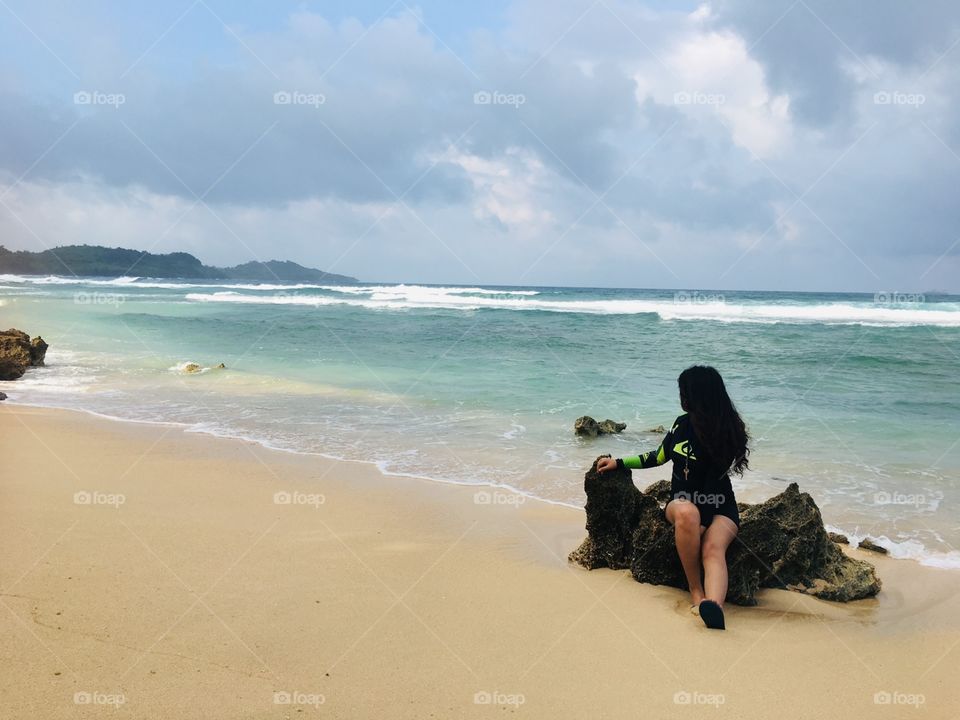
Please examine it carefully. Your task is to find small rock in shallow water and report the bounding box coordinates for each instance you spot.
[829,532,849,545]
[647,425,666,433]
[858,538,888,554]
[597,419,626,434]
[574,416,626,437]
[0,391,6,401]
[215,362,226,369]
[183,363,202,373]
[574,416,600,437]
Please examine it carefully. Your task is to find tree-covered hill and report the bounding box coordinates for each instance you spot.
[0,245,357,284]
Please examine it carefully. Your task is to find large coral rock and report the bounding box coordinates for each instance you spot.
[569,457,881,605]
[0,329,47,380]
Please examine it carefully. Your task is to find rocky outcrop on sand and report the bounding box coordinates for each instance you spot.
[569,456,881,605]
[0,329,48,381]
[858,538,888,554]
[574,416,626,437]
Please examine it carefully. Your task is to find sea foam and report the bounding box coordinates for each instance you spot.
[182,287,960,326]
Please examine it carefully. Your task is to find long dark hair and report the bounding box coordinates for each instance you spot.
[678,365,749,475]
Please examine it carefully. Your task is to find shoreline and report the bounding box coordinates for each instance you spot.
[3,396,956,571]
[2,404,960,718]
[1,397,588,512]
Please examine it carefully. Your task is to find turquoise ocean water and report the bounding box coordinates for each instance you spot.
[2,276,959,568]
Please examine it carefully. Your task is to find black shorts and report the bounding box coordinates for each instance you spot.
[664,488,740,528]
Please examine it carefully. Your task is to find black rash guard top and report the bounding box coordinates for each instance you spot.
[616,413,739,524]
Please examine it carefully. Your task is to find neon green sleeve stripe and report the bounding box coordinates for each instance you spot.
[623,427,674,470]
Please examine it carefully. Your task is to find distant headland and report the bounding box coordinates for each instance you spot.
[0,244,357,284]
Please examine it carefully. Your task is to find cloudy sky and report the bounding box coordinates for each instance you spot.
[1,0,958,291]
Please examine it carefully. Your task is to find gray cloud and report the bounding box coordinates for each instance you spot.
[0,0,958,291]
[710,0,960,126]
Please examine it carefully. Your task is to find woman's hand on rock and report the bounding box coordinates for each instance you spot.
[596,457,617,473]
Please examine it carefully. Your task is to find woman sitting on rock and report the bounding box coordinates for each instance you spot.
[597,365,749,630]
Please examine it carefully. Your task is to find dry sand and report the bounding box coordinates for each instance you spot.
[1,405,958,718]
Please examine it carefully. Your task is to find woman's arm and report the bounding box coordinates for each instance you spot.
[617,437,670,469]
[597,425,675,473]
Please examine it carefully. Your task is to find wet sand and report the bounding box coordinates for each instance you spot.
[1,405,958,718]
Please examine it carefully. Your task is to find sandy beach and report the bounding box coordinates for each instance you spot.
[1,404,958,719]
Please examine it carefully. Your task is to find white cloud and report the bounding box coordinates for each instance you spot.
[634,29,793,158]
[689,3,713,23]
[439,147,554,228]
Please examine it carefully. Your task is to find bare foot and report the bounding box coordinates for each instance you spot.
[691,590,705,606]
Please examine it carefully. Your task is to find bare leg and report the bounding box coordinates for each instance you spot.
[665,500,705,606]
[700,515,738,607]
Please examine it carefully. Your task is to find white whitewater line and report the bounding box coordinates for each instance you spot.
[5,273,959,325]
[182,291,960,326]
[0,274,145,285]
[323,284,540,297]
[824,525,960,570]
[0,275,541,295]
